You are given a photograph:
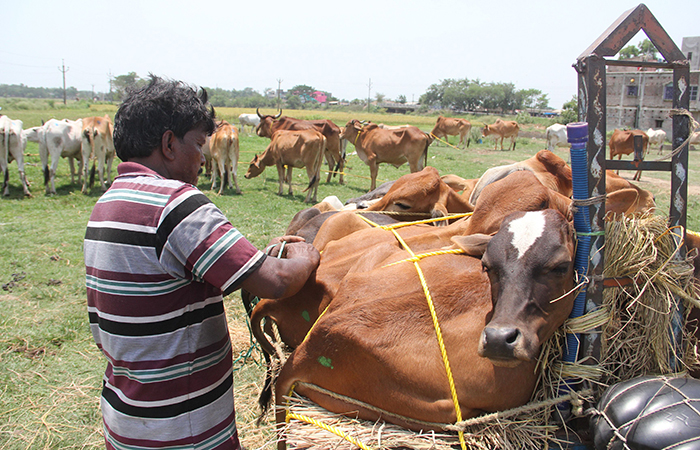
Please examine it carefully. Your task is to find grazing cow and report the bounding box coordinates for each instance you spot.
[545,123,568,151]
[238,113,260,135]
[24,119,84,194]
[430,116,472,148]
[0,115,31,197]
[274,208,576,439]
[646,128,666,153]
[245,129,325,203]
[609,128,649,181]
[256,109,345,185]
[81,115,115,193]
[209,121,240,194]
[341,119,433,191]
[482,119,519,151]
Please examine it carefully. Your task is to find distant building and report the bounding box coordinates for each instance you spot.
[605,36,700,137]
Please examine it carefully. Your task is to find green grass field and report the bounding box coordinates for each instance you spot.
[1,104,698,448]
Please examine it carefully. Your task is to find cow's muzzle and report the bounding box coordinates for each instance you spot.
[478,326,527,367]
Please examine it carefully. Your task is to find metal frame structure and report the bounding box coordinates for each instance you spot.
[574,3,690,363]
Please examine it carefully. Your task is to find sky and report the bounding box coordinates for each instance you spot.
[2,0,698,110]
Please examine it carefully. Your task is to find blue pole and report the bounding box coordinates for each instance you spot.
[565,122,590,363]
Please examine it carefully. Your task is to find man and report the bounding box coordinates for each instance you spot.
[84,76,320,450]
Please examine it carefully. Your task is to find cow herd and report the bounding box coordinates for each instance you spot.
[0,110,529,200]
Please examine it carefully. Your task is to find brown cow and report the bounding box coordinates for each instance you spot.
[209,121,240,195]
[431,116,472,148]
[341,119,433,191]
[364,166,473,223]
[609,128,649,181]
[482,119,519,151]
[468,150,655,217]
[81,114,115,193]
[256,109,345,184]
[245,129,325,203]
[274,208,575,443]
[251,170,573,361]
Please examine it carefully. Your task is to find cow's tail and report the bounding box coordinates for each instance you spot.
[249,301,280,418]
[44,165,50,186]
[423,133,431,168]
[40,126,50,186]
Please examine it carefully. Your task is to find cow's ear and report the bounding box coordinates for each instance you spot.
[451,234,492,257]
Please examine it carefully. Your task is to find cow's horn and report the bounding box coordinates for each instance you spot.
[256,108,263,119]
[274,109,282,119]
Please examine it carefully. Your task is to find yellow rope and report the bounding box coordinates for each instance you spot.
[382,248,466,267]
[286,411,376,450]
[385,227,467,450]
[355,211,472,230]
[429,132,461,150]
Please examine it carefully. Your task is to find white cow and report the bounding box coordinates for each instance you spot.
[545,123,568,151]
[238,113,260,135]
[24,119,84,194]
[646,128,667,153]
[0,115,31,197]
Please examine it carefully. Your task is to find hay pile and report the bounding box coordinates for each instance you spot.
[277,214,699,450]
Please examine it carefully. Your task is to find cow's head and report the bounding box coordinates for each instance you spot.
[457,209,576,367]
[481,124,491,137]
[244,154,265,179]
[255,108,282,138]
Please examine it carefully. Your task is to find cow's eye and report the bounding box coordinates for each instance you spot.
[551,263,570,276]
[394,202,411,210]
[482,262,490,273]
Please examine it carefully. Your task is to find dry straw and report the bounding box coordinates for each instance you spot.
[275,214,699,449]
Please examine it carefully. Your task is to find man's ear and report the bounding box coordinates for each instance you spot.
[161,130,177,162]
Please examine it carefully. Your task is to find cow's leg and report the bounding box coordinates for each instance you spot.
[368,161,379,192]
[2,165,8,197]
[49,149,61,195]
[286,166,294,196]
[39,140,50,194]
[97,148,108,191]
[217,159,226,195]
[81,140,91,194]
[276,164,286,196]
[210,160,219,191]
[324,150,334,183]
[230,149,241,195]
[105,152,114,186]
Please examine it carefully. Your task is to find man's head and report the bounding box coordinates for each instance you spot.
[114,75,216,163]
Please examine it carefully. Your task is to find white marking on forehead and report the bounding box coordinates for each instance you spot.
[507,211,546,259]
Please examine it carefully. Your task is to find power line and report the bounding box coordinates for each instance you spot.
[58,59,69,105]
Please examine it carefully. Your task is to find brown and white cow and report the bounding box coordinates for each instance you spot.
[245,129,325,203]
[81,115,115,193]
[482,119,519,151]
[273,208,576,441]
[431,116,472,148]
[341,119,433,191]
[609,128,649,181]
[251,170,573,363]
[256,109,345,184]
[209,121,241,195]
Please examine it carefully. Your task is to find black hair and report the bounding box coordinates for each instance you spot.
[113,74,216,161]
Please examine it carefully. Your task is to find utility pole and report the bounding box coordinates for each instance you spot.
[276,78,283,110]
[58,59,69,105]
[107,70,113,102]
[367,78,372,113]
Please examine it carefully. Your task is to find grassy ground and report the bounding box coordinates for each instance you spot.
[1,104,698,449]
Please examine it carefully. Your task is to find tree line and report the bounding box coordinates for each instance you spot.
[2,71,557,113]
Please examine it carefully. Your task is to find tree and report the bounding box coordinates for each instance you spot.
[618,45,640,60]
[289,85,316,97]
[112,72,146,101]
[396,94,406,104]
[558,95,578,124]
[618,39,658,60]
[285,95,303,109]
[375,93,386,103]
[639,38,658,59]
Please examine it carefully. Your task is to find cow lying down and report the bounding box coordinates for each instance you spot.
[274,207,576,439]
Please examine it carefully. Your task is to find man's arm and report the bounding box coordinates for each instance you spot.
[240,238,320,299]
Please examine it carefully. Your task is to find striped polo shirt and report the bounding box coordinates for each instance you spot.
[85,162,265,450]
